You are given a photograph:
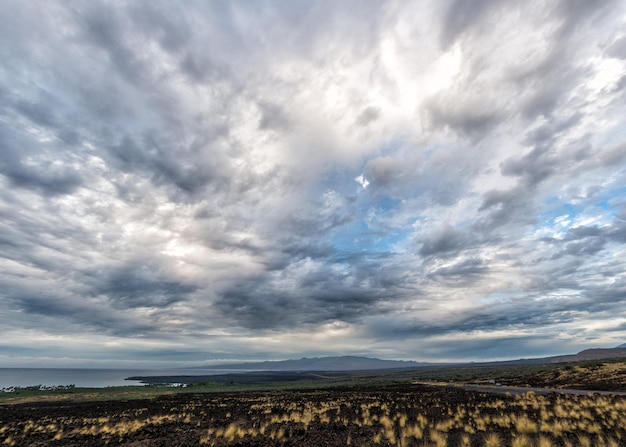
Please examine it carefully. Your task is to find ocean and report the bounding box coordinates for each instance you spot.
[0,368,242,389]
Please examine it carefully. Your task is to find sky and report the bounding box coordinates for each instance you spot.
[1,1,626,368]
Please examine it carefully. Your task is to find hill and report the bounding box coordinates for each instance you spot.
[549,348,626,363]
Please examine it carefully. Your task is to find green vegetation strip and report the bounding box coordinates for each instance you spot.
[2,357,624,405]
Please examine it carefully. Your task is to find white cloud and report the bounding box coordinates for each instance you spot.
[355,174,369,189]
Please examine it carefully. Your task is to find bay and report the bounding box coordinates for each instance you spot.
[0,368,244,389]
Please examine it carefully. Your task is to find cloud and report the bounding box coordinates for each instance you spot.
[355,106,381,127]
[608,35,626,60]
[439,0,501,49]
[419,225,471,257]
[0,0,625,366]
[89,262,199,309]
[0,120,85,196]
[427,257,489,287]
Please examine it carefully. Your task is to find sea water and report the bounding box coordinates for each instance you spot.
[0,368,240,389]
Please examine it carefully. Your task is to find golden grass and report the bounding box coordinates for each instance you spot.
[511,434,532,447]
[576,433,591,447]
[512,415,538,434]
[458,433,471,447]
[429,430,447,447]
[536,435,553,447]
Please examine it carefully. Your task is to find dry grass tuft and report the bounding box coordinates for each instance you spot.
[484,432,501,447]
[536,435,553,447]
[511,434,532,447]
[458,433,471,447]
[429,430,447,447]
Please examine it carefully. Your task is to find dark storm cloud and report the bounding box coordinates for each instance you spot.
[3,286,155,337]
[108,133,220,196]
[543,221,626,260]
[558,238,606,258]
[369,292,591,342]
[89,263,198,309]
[213,250,408,330]
[0,158,83,196]
[473,183,541,233]
[500,146,561,187]
[419,225,471,257]
[214,285,384,331]
[215,276,389,331]
[0,115,84,197]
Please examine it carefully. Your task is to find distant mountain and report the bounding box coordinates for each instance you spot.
[193,347,626,373]
[196,356,431,371]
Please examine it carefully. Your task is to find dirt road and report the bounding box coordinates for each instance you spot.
[456,383,626,396]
